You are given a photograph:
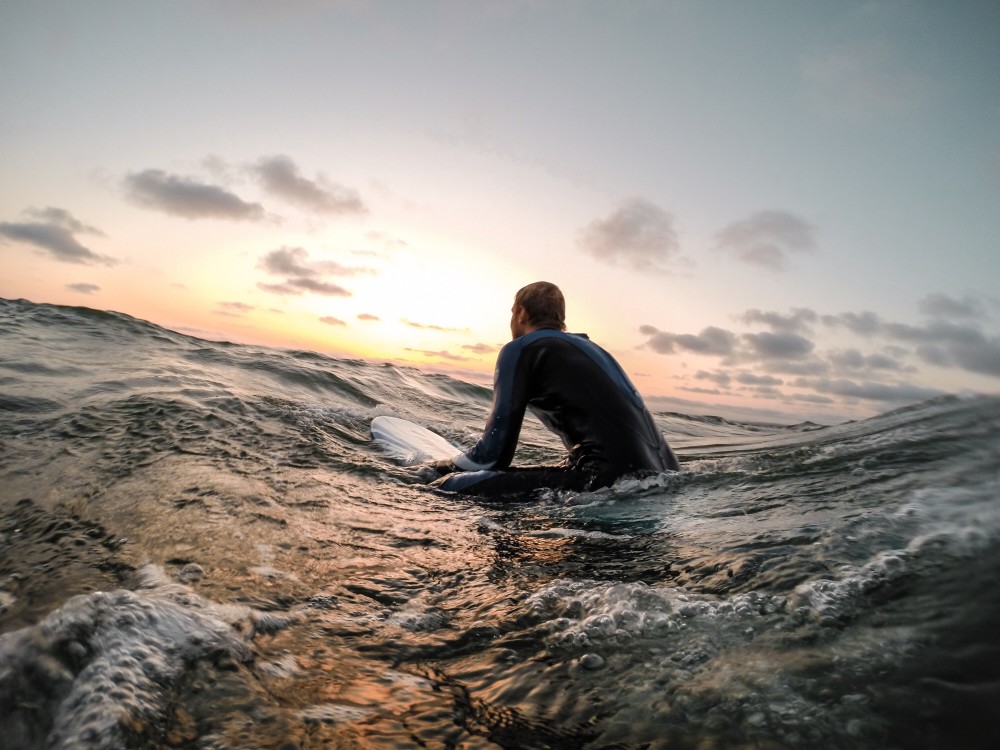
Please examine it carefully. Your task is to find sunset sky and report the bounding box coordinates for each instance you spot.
[2,0,998,424]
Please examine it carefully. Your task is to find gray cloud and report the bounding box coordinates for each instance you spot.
[767,359,831,377]
[822,311,883,335]
[358,313,381,322]
[320,316,347,326]
[66,282,101,294]
[125,169,264,220]
[714,211,816,271]
[254,155,367,216]
[735,372,784,386]
[639,325,737,356]
[827,312,1000,379]
[793,377,943,404]
[918,292,987,320]
[258,246,367,278]
[647,296,1000,415]
[828,348,910,373]
[27,207,105,236]
[257,246,372,298]
[695,370,731,387]
[743,331,815,360]
[580,198,681,273]
[740,307,817,333]
[0,207,116,266]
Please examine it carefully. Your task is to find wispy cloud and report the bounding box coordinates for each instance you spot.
[214,301,255,317]
[125,169,264,220]
[579,198,682,273]
[462,342,496,355]
[258,278,352,297]
[253,155,367,216]
[802,38,926,122]
[0,207,116,266]
[402,318,471,333]
[405,348,470,362]
[257,246,373,297]
[714,211,816,271]
[320,316,346,326]
[358,313,381,321]
[66,282,101,294]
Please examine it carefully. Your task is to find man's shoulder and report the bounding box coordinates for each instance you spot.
[519,329,590,346]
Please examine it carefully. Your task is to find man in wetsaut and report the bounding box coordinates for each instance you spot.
[429,281,680,496]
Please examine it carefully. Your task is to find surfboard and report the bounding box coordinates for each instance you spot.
[370,416,460,465]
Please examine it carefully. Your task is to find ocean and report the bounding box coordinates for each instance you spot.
[1,296,998,750]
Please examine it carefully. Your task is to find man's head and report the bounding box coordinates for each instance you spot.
[511,281,566,338]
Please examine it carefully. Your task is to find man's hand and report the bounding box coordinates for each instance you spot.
[415,459,457,482]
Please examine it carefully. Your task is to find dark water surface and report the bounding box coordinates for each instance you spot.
[1,297,998,749]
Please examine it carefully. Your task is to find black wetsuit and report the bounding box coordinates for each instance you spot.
[436,329,679,496]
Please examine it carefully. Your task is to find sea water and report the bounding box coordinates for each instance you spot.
[1,297,998,749]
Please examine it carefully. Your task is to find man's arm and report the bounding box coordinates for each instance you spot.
[444,339,530,473]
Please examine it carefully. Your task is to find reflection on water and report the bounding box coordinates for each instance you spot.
[1,298,999,748]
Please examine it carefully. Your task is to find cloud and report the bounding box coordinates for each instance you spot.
[908,324,1000,378]
[0,207,116,266]
[320,316,346,326]
[215,301,255,316]
[259,246,367,278]
[740,307,817,333]
[358,313,381,322]
[647,295,1000,418]
[695,370,731,387]
[743,331,815,360]
[918,292,987,320]
[462,343,496,355]
[802,38,926,122]
[253,155,367,216]
[402,319,471,333]
[714,211,816,271]
[365,230,408,250]
[125,169,264,220]
[66,282,100,294]
[26,207,105,236]
[405,348,472,362]
[735,372,784,387]
[257,246,372,297]
[793,377,943,405]
[579,198,681,273]
[825,306,1000,379]
[639,325,737,356]
[257,278,351,297]
[828,348,911,373]
[822,311,882,335]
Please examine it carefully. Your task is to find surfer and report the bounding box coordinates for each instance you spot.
[428,281,680,496]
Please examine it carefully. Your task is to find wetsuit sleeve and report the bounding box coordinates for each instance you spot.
[452,340,528,471]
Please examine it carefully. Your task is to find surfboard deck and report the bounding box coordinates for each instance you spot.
[371,416,459,465]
